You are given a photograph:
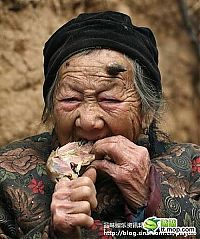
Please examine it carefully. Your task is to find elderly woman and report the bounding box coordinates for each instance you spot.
[0,11,199,239]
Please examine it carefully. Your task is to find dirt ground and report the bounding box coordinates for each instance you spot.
[0,0,199,146]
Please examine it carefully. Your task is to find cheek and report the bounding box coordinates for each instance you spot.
[53,104,77,143]
[129,102,143,137]
[129,102,142,122]
[107,102,142,140]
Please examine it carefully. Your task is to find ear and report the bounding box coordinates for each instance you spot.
[141,111,155,131]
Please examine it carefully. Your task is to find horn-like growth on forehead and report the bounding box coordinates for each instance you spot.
[106,63,127,76]
[43,11,162,102]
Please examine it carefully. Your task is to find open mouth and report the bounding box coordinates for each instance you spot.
[76,135,106,144]
[77,139,95,145]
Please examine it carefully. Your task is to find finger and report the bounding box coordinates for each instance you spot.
[92,159,149,184]
[53,212,94,230]
[91,159,118,179]
[92,136,151,168]
[53,179,97,207]
[69,175,96,194]
[52,189,71,201]
[52,200,91,216]
[90,137,116,159]
[70,186,97,209]
[91,136,135,164]
[54,177,71,192]
[66,213,94,228]
[82,166,97,183]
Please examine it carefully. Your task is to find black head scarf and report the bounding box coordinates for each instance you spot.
[43,11,162,101]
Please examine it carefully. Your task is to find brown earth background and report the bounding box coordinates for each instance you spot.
[0,0,199,147]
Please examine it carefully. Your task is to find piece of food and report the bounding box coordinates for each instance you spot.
[46,141,95,182]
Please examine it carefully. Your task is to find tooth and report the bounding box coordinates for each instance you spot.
[78,139,88,146]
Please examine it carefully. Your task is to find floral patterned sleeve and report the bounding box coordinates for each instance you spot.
[0,134,116,239]
[152,143,200,236]
[0,133,199,238]
[0,133,55,238]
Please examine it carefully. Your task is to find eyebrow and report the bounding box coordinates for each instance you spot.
[106,63,127,76]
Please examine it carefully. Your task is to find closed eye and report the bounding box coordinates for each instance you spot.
[99,98,121,103]
[62,97,81,103]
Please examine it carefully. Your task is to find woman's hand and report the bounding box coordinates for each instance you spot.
[51,167,97,238]
[91,135,151,209]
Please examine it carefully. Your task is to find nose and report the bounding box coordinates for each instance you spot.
[75,105,104,131]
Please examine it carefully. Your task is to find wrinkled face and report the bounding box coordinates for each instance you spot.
[53,49,143,146]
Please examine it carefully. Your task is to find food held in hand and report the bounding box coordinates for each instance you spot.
[46,141,95,181]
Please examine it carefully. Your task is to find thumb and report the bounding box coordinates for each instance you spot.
[83,166,97,183]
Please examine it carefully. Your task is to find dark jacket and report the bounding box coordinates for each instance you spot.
[0,132,199,238]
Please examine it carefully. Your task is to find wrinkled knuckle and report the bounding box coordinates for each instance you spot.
[52,212,64,228]
[52,191,61,200]
[117,135,127,143]
[84,201,91,213]
[64,201,72,210]
[51,192,56,201]
[119,135,126,140]
[83,186,92,196]
[56,179,69,189]
[53,190,71,201]
[139,146,149,157]
[82,176,92,186]
[111,143,118,151]
[64,214,75,227]
[93,141,100,151]
[101,160,109,169]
